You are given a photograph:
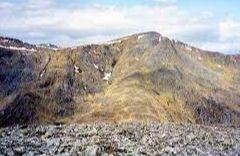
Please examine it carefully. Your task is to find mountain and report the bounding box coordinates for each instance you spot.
[38,43,59,51]
[0,32,240,127]
[0,36,37,51]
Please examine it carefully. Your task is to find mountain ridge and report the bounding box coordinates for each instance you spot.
[0,31,240,127]
[1,32,239,56]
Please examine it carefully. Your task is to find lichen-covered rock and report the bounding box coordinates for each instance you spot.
[0,123,239,155]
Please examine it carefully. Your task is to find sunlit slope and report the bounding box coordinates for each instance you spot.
[72,32,240,125]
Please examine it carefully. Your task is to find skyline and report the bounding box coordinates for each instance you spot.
[0,0,240,54]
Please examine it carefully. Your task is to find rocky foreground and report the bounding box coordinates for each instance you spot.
[0,123,239,156]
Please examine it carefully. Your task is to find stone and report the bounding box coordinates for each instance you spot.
[0,123,239,155]
[84,145,103,156]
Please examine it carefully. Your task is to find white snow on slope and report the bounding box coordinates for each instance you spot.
[102,37,130,45]
[0,45,36,52]
[93,63,99,69]
[40,70,46,77]
[138,35,144,40]
[74,65,80,73]
[159,37,162,42]
[37,44,59,51]
[105,39,122,45]
[103,72,111,81]
[2,39,9,43]
[198,56,203,61]
[185,45,192,51]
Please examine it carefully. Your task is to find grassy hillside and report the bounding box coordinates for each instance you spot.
[0,32,240,127]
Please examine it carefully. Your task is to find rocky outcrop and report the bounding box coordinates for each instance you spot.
[0,123,239,155]
[0,47,36,96]
[0,92,40,127]
[38,43,59,51]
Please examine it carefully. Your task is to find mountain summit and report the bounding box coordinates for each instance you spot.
[0,32,240,127]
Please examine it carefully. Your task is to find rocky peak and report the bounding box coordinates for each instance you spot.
[38,43,59,51]
[135,31,161,37]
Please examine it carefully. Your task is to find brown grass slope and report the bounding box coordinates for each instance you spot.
[0,32,240,127]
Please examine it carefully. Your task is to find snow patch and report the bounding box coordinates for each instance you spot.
[2,39,9,43]
[93,63,99,69]
[0,45,36,52]
[37,44,59,51]
[103,37,129,45]
[159,37,162,42]
[121,36,129,41]
[138,35,144,40]
[40,70,46,78]
[106,40,122,45]
[103,72,111,81]
[218,64,222,68]
[74,65,80,73]
[185,46,192,51]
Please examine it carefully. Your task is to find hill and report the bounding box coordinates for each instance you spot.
[0,32,240,127]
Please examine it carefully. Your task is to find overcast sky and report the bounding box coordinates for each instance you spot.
[0,0,240,54]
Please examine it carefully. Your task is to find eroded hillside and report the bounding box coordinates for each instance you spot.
[0,32,240,127]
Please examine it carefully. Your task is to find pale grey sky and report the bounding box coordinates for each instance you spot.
[1,0,240,54]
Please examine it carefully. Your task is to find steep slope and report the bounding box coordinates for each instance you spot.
[0,32,240,127]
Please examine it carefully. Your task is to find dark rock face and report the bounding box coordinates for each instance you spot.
[0,32,240,127]
[194,97,240,126]
[0,123,239,155]
[38,43,59,50]
[0,48,36,96]
[0,93,40,127]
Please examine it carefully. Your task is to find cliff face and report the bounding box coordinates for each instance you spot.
[0,32,240,127]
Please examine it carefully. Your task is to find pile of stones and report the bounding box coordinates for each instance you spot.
[0,123,239,155]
